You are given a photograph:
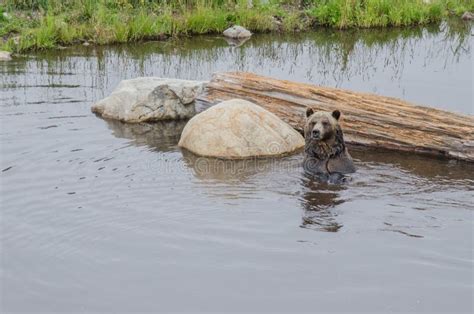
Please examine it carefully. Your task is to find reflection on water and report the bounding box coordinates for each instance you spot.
[223,36,251,47]
[1,21,473,313]
[182,149,300,182]
[350,146,474,182]
[299,173,345,232]
[1,20,472,113]
[104,118,187,152]
[106,122,474,232]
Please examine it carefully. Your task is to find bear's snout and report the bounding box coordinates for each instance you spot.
[311,129,321,139]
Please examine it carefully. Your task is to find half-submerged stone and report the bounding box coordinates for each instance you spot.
[91,77,206,123]
[0,51,12,61]
[178,99,305,159]
[461,11,474,20]
[223,25,252,39]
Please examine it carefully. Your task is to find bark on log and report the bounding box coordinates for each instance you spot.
[198,72,474,162]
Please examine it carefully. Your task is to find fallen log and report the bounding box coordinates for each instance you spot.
[197,72,474,162]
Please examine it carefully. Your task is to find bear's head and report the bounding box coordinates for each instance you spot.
[304,108,345,159]
[304,108,341,141]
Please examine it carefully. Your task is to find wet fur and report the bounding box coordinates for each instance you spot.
[304,125,345,160]
[303,109,355,181]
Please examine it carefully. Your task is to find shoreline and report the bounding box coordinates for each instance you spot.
[1,0,473,53]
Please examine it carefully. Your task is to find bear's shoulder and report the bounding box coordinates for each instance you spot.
[327,149,356,174]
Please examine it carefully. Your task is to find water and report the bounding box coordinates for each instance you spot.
[1,22,473,312]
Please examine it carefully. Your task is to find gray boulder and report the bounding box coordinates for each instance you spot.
[223,25,252,39]
[91,77,206,123]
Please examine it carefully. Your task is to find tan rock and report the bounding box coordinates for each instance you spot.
[0,51,12,61]
[223,26,252,39]
[178,99,305,159]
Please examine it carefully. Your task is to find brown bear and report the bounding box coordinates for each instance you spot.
[303,108,355,181]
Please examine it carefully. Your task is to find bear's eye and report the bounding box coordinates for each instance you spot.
[322,121,329,127]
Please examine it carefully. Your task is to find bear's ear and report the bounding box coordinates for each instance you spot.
[306,107,314,118]
[332,110,341,120]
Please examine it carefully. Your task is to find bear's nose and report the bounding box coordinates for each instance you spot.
[312,130,320,138]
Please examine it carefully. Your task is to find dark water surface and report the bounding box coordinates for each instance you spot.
[1,22,473,313]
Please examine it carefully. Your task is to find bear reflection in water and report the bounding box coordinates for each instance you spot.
[299,172,345,232]
[183,149,345,232]
[103,116,346,231]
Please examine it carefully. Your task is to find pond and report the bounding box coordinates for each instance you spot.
[1,21,473,312]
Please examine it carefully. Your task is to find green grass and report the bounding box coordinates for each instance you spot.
[185,7,229,34]
[0,0,473,53]
[305,0,472,28]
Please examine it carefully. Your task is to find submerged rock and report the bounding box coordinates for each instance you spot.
[223,25,252,39]
[0,51,12,61]
[178,99,305,159]
[92,77,206,123]
[461,11,474,20]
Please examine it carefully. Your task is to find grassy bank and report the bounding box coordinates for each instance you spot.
[1,0,473,53]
